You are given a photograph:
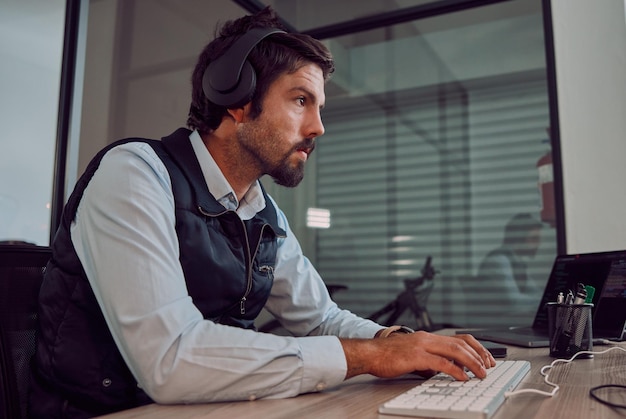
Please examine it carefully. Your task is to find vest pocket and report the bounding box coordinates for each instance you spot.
[258,265,274,282]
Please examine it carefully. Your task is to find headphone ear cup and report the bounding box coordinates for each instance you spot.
[203,59,256,109]
[201,27,285,109]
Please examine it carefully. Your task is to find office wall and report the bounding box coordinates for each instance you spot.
[551,0,626,254]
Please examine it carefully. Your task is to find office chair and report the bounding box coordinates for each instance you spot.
[0,243,51,419]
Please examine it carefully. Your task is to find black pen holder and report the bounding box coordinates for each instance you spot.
[546,302,593,358]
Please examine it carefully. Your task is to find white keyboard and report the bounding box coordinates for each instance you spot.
[378,360,530,419]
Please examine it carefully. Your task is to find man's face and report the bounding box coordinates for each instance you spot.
[236,63,326,187]
[520,227,542,258]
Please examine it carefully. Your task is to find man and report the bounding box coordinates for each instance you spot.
[30,7,495,418]
[472,213,544,326]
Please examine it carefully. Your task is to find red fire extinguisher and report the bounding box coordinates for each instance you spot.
[537,146,556,227]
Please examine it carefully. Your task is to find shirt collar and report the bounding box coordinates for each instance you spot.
[188,130,265,219]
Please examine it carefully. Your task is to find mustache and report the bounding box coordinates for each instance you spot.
[294,138,316,154]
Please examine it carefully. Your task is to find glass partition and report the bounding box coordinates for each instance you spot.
[309,0,557,328]
[78,0,557,329]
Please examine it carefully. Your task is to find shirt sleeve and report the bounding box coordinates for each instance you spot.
[70,142,348,404]
[264,196,384,339]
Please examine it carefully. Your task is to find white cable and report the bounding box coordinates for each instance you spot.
[504,344,626,398]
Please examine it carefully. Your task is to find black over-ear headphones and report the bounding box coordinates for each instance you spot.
[202,27,286,109]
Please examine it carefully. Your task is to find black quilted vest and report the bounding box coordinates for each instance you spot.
[30,128,286,418]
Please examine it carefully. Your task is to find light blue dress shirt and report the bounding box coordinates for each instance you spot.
[70,130,382,404]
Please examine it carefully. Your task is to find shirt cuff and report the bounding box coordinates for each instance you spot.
[298,335,347,393]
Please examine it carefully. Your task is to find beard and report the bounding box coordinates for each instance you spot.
[237,120,315,188]
[269,137,315,188]
[269,158,306,187]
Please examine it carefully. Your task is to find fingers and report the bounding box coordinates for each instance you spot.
[454,334,497,368]
[423,352,474,381]
[409,332,494,380]
[436,336,487,380]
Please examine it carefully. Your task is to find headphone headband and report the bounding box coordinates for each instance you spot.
[202,27,286,108]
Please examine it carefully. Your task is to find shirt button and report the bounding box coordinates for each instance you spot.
[102,378,112,387]
[315,382,326,391]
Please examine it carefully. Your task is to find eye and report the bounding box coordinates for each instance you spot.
[297,96,305,106]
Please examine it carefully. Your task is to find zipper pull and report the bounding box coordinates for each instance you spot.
[240,297,246,315]
[259,265,275,281]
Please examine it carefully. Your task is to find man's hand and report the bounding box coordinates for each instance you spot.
[340,331,496,381]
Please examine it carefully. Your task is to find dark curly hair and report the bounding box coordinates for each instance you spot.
[187,7,335,135]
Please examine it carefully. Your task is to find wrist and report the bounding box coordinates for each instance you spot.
[377,325,414,338]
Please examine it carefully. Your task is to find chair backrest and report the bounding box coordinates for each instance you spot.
[0,244,51,419]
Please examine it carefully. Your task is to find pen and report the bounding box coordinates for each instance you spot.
[573,283,587,304]
[584,285,595,303]
[556,292,564,304]
[551,296,568,354]
[572,284,589,347]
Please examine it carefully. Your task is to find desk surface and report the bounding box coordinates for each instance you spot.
[98,334,626,419]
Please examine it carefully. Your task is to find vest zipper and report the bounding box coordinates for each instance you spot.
[241,223,273,315]
[198,205,275,317]
[198,205,267,316]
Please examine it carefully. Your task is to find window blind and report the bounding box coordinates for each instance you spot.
[316,72,556,329]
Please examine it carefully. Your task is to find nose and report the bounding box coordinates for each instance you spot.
[307,109,325,139]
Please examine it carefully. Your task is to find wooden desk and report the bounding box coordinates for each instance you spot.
[98,341,626,419]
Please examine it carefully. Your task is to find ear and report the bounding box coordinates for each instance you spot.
[226,103,251,123]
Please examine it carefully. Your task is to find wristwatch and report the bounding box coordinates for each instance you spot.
[378,325,415,338]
